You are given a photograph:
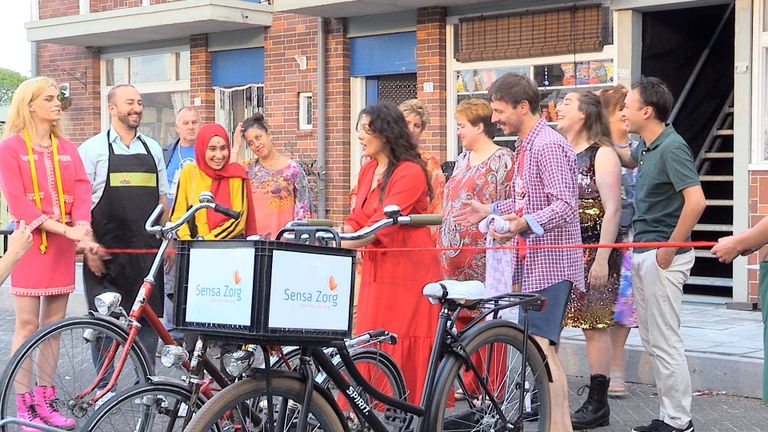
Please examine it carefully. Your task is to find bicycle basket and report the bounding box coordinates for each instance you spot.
[173,239,356,345]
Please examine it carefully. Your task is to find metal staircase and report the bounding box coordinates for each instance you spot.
[687,92,734,292]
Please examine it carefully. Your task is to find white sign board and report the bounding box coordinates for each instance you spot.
[185,246,255,326]
[268,250,353,331]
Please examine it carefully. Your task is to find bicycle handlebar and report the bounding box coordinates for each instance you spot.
[144,192,241,237]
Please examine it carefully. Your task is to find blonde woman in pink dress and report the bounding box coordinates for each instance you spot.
[231,113,311,239]
[0,77,99,431]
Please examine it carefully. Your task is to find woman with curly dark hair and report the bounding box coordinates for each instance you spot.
[342,102,441,404]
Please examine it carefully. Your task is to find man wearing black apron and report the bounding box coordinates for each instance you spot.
[79,85,170,390]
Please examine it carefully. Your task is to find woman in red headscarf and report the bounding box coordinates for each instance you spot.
[171,123,256,239]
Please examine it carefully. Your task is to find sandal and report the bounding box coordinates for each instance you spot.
[608,371,628,398]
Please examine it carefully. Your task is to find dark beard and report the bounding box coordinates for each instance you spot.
[117,111,141,129]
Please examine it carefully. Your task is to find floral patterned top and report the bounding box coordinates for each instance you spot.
[243,158,312,239]
[439,147,515,281]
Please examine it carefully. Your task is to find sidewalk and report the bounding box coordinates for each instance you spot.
[559,297,764,398]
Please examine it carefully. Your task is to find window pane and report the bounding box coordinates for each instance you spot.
[138,91,189,145]
[178,50,190,81]
[106,58,129,86]
[130,53,174,84]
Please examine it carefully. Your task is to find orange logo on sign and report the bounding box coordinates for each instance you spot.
[234,270,242,285]
[328,275,337,291]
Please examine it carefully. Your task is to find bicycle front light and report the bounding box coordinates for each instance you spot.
[94,292,122,315]
[222,350,254,377]
[160,345,188,368]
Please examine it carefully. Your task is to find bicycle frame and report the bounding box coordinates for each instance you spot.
[266,292,548,432]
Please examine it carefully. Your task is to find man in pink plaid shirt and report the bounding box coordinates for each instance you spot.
[456,72,583,432]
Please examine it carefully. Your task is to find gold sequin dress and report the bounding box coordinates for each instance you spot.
[564,145,622,329]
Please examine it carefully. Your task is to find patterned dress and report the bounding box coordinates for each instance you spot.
[615,139,639,327]
[244,159,311,240]
[564,145,622,329]
[439,147,514,281]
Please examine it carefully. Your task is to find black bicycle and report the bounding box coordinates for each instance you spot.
[185,205,553,432]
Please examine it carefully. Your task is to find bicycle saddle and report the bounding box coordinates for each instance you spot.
[422,280,486,305]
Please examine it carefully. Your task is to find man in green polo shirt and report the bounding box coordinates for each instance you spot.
[614,77,706,432]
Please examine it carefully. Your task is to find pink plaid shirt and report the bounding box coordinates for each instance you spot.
[495,118,584,293]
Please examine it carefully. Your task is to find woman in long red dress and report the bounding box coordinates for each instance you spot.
[342,103,442,405]
[0,77,98,431]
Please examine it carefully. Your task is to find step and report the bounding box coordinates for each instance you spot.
[714,129,734,136]
[686,276,733,287]
[699,175,733,181]
[703,152,734,158]
[694,249,715,258]
[694,223,733,232]
[705,199,734,206]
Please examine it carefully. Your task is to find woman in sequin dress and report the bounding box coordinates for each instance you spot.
[557,91,622,429]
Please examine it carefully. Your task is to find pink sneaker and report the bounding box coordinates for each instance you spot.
[33,385,76,430]
[14,392,46,432]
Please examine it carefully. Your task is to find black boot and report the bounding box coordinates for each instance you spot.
[571,374,610,430]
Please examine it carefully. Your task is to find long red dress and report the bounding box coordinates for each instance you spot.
[345,159,442,405]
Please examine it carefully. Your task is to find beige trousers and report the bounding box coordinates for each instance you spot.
[632,249,695,429]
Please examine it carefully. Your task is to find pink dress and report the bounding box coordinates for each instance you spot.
[244,159,312,240]
[0,134,92,296]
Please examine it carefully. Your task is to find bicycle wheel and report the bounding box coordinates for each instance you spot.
[185,375,345,432]
[0,316,152,431]
[429,323,551,432]
[320,348,406,431]
[80,380,220,432]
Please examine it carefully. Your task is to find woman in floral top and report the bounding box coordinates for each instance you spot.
[439,98,514,281]
[231,113,311,239]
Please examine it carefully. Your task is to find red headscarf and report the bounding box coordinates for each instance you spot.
[195,123,256,235]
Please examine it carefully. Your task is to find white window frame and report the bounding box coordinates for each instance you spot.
[750,0,768,168]
[79,0,89,14]
[100,45,191,130]
[299,92,314,130]
[445,23,617,161]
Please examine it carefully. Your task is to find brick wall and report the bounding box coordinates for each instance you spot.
[39,0,79,19]
[416,7,447,162]
[325,18,351,221]
[190,35,214,123]
[37,43,101,145]
[90,0,141,13]
[748,170,768,304]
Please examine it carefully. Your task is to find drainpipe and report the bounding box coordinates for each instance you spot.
[316,17,328,218]
[31,42,38,77]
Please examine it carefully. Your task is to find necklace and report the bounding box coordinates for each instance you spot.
[23,130,66,254]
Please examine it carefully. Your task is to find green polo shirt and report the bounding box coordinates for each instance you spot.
[631,124,700,252]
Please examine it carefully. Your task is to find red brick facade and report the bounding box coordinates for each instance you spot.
[90,0,141,13]
[748,171,768,303]
[416,7,447,161]
[39,0,78,19]
[190,34,215,124]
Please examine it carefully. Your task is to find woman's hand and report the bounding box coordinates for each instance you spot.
[63,225,91,242]
[711,235,748,264]
[7,220,32,260]
[77,240,102,255]
[588,259,609,287]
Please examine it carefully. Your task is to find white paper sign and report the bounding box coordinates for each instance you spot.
[268,250,353,331]
[185,246,254,326]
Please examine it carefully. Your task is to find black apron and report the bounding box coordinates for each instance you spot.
[84,131,163,315]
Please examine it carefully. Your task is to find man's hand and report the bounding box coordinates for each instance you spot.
[711,235,750,264]
[655,247,677,270]
[85,251,108,277]
[488,214,529,244]
[7,220,32,259]
[454,200,492,226]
